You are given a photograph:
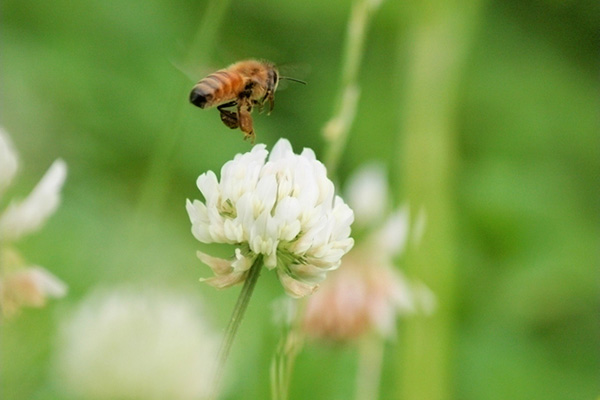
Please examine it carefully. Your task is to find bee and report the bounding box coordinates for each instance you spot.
[189,59,304,143]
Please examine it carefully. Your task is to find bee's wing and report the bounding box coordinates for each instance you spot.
[170,59,216,83]
[170,45,237,83]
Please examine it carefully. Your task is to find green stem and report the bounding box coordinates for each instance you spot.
[210,256,263,399]
[270,331,298,400]
[270,299,306,400]
[323,0,380,174]
[395,2,483,400]
[355,334,384,400]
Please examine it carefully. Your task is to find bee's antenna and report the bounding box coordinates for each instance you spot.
[280,76,307,85]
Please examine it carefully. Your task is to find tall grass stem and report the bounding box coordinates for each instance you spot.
[323,0,381,174]
[395,2,483,400]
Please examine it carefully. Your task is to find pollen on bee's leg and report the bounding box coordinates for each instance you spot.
[219,110,239,129]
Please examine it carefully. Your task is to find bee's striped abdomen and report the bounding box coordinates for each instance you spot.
[189,69,244,109]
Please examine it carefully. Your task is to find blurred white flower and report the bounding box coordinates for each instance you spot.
[345,162,388,227]
[186,138,354,298]
[0,249,67,317]
[302,164,435,341]
[0,128,18,196]
[57,287,220,400]
[0,127,67,318]
[0,158,67,242]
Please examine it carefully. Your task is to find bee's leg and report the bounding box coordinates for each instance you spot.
[254,100,264,114]
[217,100,238,110]
[267,91,275,115]
[217,101,239,129]
[237,98,255,143]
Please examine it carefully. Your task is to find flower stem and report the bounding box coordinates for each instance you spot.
[270,329,303,400]
[210,256,263,399]
[270,299,306,400]
[355,334,384,400]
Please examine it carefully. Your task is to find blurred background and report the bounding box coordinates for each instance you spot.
[1,0,598,399]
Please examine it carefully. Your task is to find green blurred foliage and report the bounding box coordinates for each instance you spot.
[1,0,598,399]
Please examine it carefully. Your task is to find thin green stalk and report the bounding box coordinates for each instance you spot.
[136,0,233,219]
[211,256,264,400]
[355,334,385,400]
[395,2,483,400]
[323,0,381,174]
[270,330,303,400]
[270,299,306,400]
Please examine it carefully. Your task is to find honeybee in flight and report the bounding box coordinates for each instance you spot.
[189,59,305,143]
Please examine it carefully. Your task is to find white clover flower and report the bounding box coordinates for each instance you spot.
[56,287,220,400]
[186,139,354,298]
[302,164,435,341]
[0,127,67,317]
